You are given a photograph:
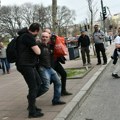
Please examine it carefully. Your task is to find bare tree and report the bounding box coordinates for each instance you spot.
[86,0,98,34]
[0,6,22,37]
[57,6,75,36]
[86,0,98,55]
[20,3,35,26]
[0,2,76,37]
[33,4,48,31]
[41,5,76,36]
[45,6,53,29]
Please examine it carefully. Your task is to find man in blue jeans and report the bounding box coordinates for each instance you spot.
[37,32,66,105]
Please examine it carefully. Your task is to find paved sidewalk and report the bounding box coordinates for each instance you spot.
[70,55,120,120]
[0,43,114,120]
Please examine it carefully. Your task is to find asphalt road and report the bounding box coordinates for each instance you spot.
[71,61,120,120]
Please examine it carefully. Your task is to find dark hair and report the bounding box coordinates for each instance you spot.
[29,23,40,32]
[50,34,56,42]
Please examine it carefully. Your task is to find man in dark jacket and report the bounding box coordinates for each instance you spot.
[44,29,72,96]
[78,30,91,66]
[37,32,66,105]
[16,23,44,118]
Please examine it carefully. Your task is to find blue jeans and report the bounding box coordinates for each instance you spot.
[37,66,61,103]
[1,58,10,73]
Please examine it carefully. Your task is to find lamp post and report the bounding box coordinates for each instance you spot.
[52,0,57,33]
[101,0,107,33]
[0,0,1,8]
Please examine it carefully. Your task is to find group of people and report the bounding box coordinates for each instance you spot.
[0,42,10,74]
[77,24,120,79]
[77,24,107,66]
[2,22,120,118]
[15,23,72,118]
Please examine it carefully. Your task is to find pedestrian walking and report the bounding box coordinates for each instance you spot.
[77,30,91,66]
[16,23,44,118]
[112,28,120,78]
[93,24,107,65]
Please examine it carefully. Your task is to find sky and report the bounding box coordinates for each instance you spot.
[1,0,120,24]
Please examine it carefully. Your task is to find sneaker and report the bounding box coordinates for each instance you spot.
[103,62,107,65]
[111,56,114,59]
[27,106,42,112]
[28,111,44,118]
[83,64,86,66]
[61,91,72,96]
[52,101,66,105]
[87,63,91,65]
[7,69,11,74]
[96,63,101,65]
[112,73,120,78]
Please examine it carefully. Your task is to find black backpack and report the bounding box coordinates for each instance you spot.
[6,27,28,63]
[6,37,19,63]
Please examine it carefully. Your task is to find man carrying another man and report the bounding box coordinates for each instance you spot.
[37,32,66,105]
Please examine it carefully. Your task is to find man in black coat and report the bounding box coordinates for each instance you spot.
[78,30,91,66]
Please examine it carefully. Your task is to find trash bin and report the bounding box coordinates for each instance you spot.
[68,46,80,60]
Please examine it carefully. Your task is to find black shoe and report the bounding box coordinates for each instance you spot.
[52,101,66,105]
[61,91,72,96]
[27,106,42,112]
[111,56,114,59]
[28,111,44,118]
[112,73,120,78]
[103,62,107,65]
[96,63,101,65]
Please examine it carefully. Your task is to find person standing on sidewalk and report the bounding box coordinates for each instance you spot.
[108,35,112,45]
[0,42,10,74]
[93,24,107,65]
[112,28,120,78]
[77,30,91,66]
[16,23,44,118]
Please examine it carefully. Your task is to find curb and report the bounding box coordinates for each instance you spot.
[53,57,111,120]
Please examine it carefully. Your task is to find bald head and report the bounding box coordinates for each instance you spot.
[41,32,50,44]
[44,28,51,37]
[42,32,50,37]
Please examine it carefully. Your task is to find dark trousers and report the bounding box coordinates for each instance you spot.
[95,43,107,64]
[109,40,112,45]
[54,62,67,92]
[17,65,41,113]
[112,48,118,64]
[81,47,90,64]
